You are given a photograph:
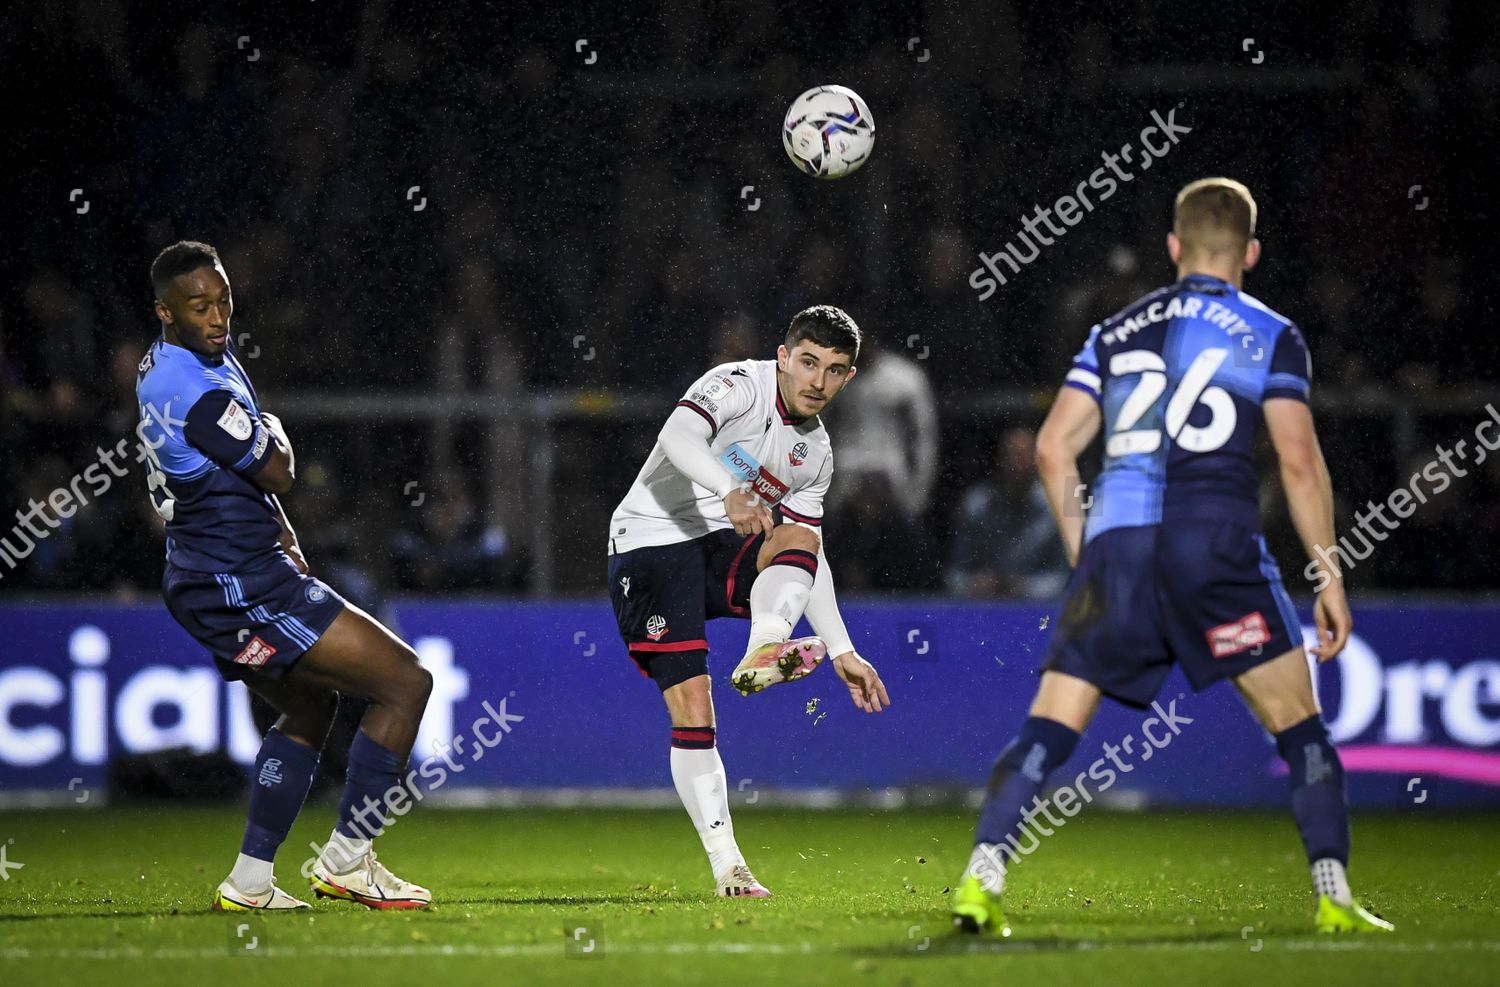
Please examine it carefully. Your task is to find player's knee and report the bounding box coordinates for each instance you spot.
[760,524,819,569]
[406,662,434,707]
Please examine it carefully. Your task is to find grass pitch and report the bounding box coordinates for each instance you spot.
[0,805,1495,985]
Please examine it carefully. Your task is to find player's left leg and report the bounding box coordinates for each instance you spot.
[288,604,434,909]
[212,674,338,911]
[730,524,826,695]
[1234,647,1393,933]
[952,671,1102,934]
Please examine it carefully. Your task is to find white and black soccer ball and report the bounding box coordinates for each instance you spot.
[781,85,875,180]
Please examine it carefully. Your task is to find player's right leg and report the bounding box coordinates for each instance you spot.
[213,673,338,911]
[608,536,770,897]
[1233,647,1394,933]
[662,674,770,897]
[286,604,434,909]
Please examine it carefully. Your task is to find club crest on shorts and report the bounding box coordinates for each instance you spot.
[305,582,328,604]
[1205,611,1270,659]
[645,614,669,641]
[788,441,808,467]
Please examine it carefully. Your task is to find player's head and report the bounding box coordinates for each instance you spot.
[151,240,232,357]
[777,305,860,418]
[1167,178,1260,282]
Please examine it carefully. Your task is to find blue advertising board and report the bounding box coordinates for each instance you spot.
[0,600,1496,807]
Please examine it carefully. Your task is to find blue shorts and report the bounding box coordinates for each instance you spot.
[163,553,347,682]
[607,529,764,688]
[1042,521,1300,708]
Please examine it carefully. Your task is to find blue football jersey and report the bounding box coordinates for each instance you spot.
[1065,273,1311,544]
[135,335,283,571]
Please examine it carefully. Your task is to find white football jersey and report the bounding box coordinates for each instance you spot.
[609,359,833,553]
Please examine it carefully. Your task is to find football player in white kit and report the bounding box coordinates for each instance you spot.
[608,305,891,898]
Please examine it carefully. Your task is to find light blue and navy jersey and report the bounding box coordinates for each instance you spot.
[135,335,283,572]
[1065,273,1311,544]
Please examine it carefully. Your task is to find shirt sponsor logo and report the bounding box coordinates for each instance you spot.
[217,400,254,441]
[233,636,277,667]
[720,442,789,504]
[645,614,668,641]
[788,441,808,467]
[1205,611,1270,659]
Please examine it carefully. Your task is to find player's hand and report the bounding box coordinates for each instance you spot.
[261,412,295,472]
[284,537,309,575]
[723,488,774,538]
[1311,579,1351,662]
[832,651,890,713]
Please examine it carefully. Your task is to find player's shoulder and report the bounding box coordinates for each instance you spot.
[138,340,236,412]
[1234,288,1296,330]
[1099,283,1181,331]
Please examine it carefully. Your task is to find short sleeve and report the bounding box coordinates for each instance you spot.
[1263,324,1312,403]
[1063,324,1104,402]
[675,364,757,438]
[183,390,274,474]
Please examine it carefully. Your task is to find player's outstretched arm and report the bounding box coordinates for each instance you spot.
[1264,397,1350,661]
[799,541,889,712]
[1036,386,1103,566]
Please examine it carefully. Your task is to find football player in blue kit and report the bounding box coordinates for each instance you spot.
[137,241,433,911]
[949,180,1393,936]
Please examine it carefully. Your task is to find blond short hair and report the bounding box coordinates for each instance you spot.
[1173,178,1257,257]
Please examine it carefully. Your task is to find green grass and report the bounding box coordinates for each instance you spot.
[0,805,1496,985]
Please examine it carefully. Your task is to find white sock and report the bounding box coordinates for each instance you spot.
[1312,857,1352,906]
[965,843,1007,895]
[320,829,371,874]
[228,852,274,892]
[670,743,742,878]
[745,561,815,653]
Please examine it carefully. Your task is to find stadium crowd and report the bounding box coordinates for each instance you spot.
[4,0,1497,595]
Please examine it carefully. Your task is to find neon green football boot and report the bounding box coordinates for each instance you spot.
[1315,895,1395,933]
[950,874,1011,936]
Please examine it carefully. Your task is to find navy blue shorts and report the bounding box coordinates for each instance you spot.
[163,553,347,682]
[607,529,764,689]
[1042,521,1300,708]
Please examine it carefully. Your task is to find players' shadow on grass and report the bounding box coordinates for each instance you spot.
[438,893,661,907]
[861,928,1266,957]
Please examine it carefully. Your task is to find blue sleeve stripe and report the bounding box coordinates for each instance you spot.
[1063,379,1102,403]
[1265,373,1310,396]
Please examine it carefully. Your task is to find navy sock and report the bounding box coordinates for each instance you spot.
[335,729,407,840]
[241,728,321,861]
[974,716,1081,859]
[1275,715,1350,865]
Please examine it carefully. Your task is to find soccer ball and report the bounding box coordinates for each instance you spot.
[781,85,875,180]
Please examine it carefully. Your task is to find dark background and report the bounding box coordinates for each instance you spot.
[3,0,1497,597]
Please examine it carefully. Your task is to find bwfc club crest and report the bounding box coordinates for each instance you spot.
[788,442,808,468]
[645,614,669,641]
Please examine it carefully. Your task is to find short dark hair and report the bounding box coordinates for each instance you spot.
[151,240,221,298]
[785,305,861,364]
